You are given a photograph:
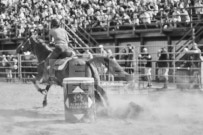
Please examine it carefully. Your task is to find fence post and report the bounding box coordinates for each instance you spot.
[173,44,176,84]
[18,54,22,80]
[133,44,138,89]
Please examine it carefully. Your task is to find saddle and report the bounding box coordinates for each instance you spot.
[53,57,73,70]
[53,51,77,70]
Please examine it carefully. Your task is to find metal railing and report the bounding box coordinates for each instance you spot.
[0,44,202,90]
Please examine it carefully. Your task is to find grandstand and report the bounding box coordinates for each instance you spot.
[0,0,203,88]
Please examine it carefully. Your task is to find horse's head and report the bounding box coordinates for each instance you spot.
[16,37,32,54]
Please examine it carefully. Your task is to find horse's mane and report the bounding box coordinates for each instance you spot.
[31,35,52,52]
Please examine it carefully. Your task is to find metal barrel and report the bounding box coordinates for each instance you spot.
[63,77,95,123]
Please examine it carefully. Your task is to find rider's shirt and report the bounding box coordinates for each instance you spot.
[49,28,69,46]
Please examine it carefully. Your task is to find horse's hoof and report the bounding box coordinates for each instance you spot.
[42,90,48,95]
[43,100,47,107]
[38,89,47,95]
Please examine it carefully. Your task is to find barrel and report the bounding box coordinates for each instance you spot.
[63,77,95,123]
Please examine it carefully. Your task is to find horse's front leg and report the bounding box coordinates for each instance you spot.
[30,77,51,107]
[42,85,51,107]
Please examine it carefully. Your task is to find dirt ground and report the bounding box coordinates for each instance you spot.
[0,82,203,135]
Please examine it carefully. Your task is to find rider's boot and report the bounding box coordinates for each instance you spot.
[41,59,55,83]
[40,60,50,83]
[47,59,57,82]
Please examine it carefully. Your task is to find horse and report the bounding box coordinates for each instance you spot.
[16,35,133,108]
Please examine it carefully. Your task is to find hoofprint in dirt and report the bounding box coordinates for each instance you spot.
[0,82,203,135]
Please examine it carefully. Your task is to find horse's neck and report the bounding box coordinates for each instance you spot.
[31,38,51,62]
[35,47,51,62]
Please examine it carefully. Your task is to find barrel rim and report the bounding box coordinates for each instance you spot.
[63,77,94,84]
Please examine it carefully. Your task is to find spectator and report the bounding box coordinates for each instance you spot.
[132,12,140,26]
[126,44,134,74]
[157,47,169,89]
[106,49,115,81]
[99,44,107,57]
[12,56,18,81]
[140,11,151,27]
[2,54,13,82]
[180,8,190,24]
[98,44,107,81]
[82,48,93,61]
[183,43,202,88]
[194,0,203,20]
[172,8,181,27]
[183,43,201,68]
[138,47,152,87]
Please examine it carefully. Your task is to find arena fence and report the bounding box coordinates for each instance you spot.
[0,44,202,90]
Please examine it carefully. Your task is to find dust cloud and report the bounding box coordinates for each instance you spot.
[105,89,203,123]
[1,83,203,135]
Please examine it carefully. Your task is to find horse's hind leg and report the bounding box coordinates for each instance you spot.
[95,84,109,106]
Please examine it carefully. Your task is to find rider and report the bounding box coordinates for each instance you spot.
[43,18,74,82]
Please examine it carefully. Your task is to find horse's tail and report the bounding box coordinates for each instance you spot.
[86,61,109,107]
[88,56,133,81]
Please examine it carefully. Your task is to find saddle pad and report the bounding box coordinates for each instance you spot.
[53,57,72,70]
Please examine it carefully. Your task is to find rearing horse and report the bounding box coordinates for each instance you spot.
[16,35,133,107]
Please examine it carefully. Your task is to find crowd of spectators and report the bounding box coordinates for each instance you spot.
[0,0,203,38]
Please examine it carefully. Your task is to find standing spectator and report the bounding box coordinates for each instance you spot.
[138,47,152,87]
[119,44,134,74]
[157,47,169,89]
[126,44,134,74]
[12,56,18,81]
[183,43,202,88]
[106,49,115,81]
[183,43,201,70]
[98,44,107,81]
[82,48,93,61]
[99,44,107,57]
[2,54,13,82]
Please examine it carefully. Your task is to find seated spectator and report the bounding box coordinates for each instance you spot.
[172,8,181,27]
[132,12,140,26]
[122,12,132,25]
[194,0,203,20]
[140,11,151,25]
[180,8,190,24]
